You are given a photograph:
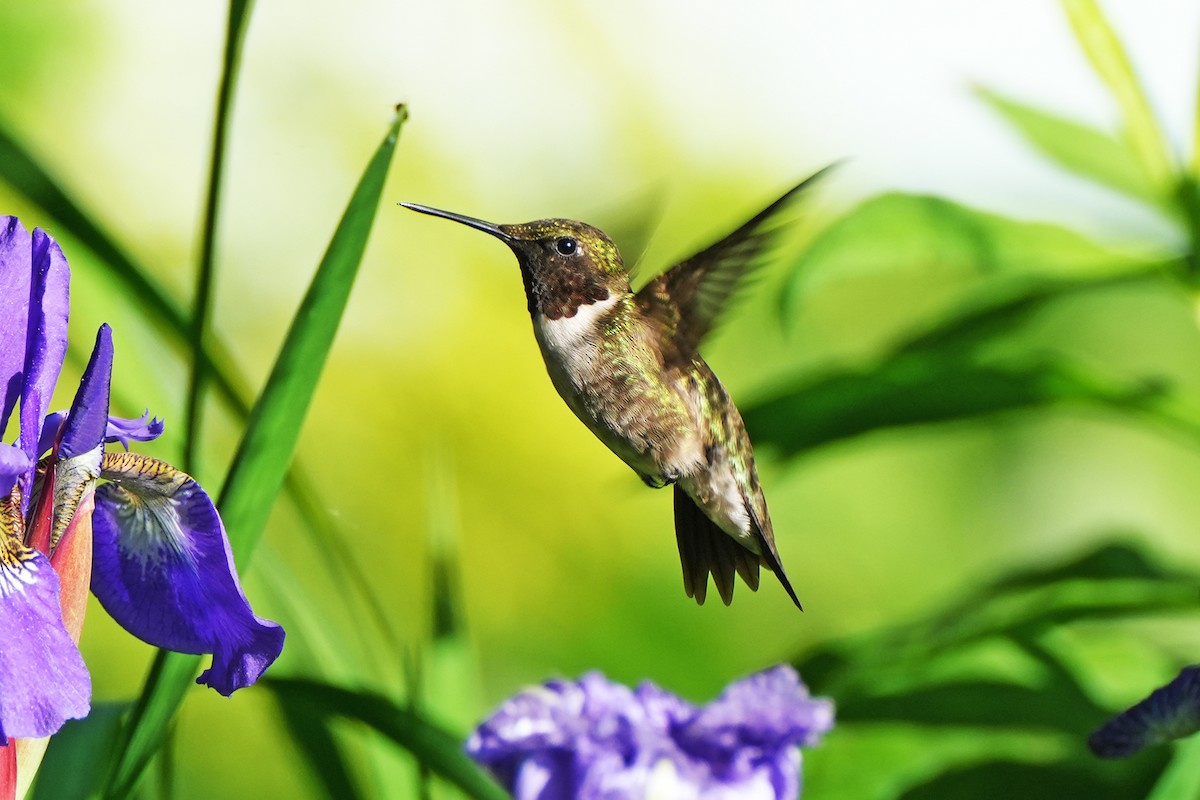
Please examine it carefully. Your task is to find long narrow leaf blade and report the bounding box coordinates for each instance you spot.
[100,106,409,799]
[274,691,364,800]
[219,104,407,560]
[976,87,1174,215]
[749,276,1165,458]
[1060,0,1175,188]
[264,678,510,800]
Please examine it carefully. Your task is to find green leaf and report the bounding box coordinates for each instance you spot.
[1147,734,1200,800]
[900,756,1168,800]
[976,87,1173,215]
[31,703,128,800]
[218,104,406,563]
[1193,59,1200,176]
[263,678,510,800]
[796,542,1196,797]
[273,689,365,800]
[780,193,1144,315]
[1060,0,1175,189]
[751,273,1166,458]
[989,541,1199,591]
[746,356,1157,458]
[419,450,483,732]
[99,106,409,800]
[797,542,1198,690]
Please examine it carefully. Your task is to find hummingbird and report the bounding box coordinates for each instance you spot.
[401,168,828,608]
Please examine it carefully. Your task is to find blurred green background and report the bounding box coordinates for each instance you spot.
[3,0,1200,797]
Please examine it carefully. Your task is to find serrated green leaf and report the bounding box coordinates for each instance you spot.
[263,678,510,800]
[99,106,409,800]
[976,87,1173,215]
[1060,0,1175,189]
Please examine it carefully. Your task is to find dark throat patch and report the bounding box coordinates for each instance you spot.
[521,263,611,320]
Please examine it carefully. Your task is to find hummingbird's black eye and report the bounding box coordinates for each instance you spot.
[555,237,578,256]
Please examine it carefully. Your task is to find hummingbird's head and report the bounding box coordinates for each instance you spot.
[400,204,631,320]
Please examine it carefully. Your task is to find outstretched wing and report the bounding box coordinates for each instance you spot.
[635,165,835,353]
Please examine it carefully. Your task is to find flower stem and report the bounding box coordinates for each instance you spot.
[183,0,256,475]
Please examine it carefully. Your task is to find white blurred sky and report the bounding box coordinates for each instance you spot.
[259,0,1200,233]
[96,0,1200,221]
[83,0,1200,268]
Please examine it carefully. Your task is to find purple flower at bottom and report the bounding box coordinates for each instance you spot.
[468,665,834,800]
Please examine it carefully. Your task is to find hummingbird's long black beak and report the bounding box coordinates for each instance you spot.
[398,202,513,243]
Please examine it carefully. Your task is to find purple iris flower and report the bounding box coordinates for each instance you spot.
[468,665,834,799]
[0,217,284,750]
[1089,666,1200,758]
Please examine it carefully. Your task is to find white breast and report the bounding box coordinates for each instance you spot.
[535,293,624,429]
[537,295,620,351]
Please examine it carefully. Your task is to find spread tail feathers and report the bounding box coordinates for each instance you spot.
[673,486,802,609]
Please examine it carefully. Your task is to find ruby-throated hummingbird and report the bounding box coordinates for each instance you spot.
[401,169,828,608]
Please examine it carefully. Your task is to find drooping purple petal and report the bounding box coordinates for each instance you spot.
[104,411,164,450]
[0,509,90,741]
[90,452,283,695]
[1090,666,1200,758]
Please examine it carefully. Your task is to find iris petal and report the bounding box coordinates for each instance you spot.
[37,409,165,460]
[0,446,31,498]
[0,217,36,431]
[34,413,66,461]
[90,452,284,696]
[18,228,70,462]
[58,326,112,462]
[104,411,165,450]
[0,220,70,513]
[0,499,89,741]
[44,326,111,551]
